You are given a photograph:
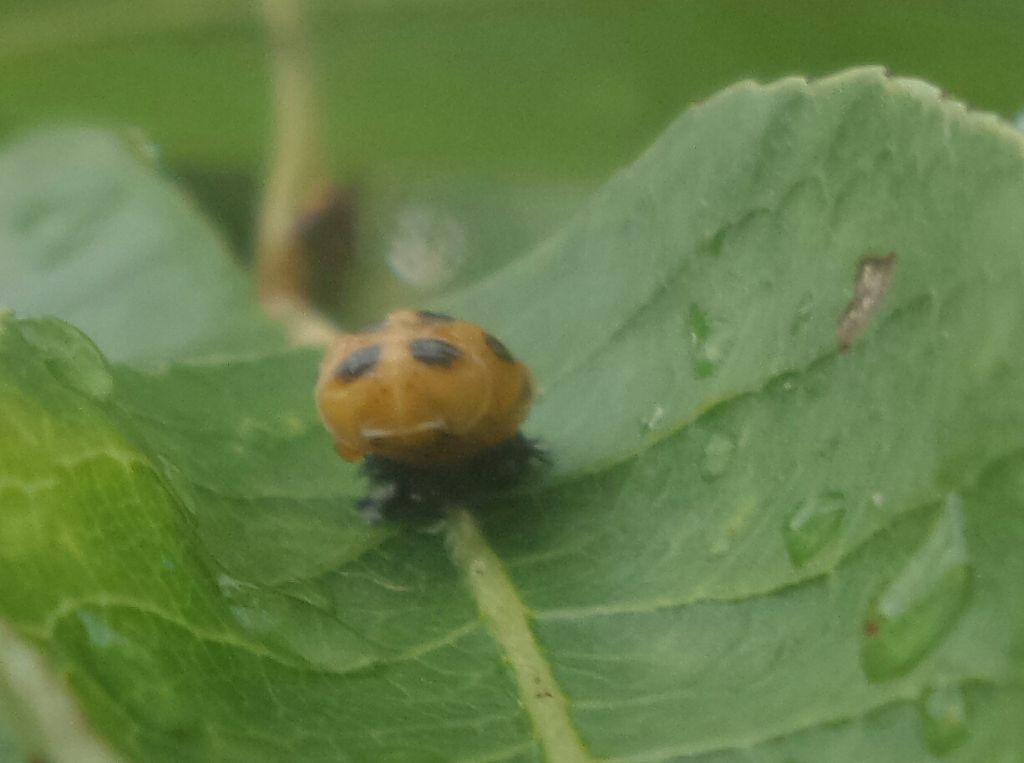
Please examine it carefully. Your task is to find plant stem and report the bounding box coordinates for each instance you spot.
[257,0,337,345]
[446,508,596,763]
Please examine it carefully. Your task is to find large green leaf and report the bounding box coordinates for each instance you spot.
[2,68,1024,761]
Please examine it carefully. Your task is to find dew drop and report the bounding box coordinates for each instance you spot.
[919,684,969,755]
[19,318,113,401]
[640,404,665,433]
[688,303,724,378]
[217,576,275,634]
[701,433,735,481]
[861,495,973,681]
[229,606,276,633]
[783,491,847,566]
[216,573,247,597]
[765,371,799,397]
[77,610,123,650]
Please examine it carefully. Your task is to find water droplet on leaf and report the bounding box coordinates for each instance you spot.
[861,495,973,681]
[919,684,969,755]
[640,404,665,432]
[77,610,123,650]
[19,318,113,400]
[688,303,724,378]
[783,491,847,566]
[766,372,799,396]
[217,574,247,596]
[701,433,735,481]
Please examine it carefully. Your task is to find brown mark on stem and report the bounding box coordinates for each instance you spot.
[257,0,352,346]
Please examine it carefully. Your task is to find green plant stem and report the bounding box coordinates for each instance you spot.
[446,508,596,763]
[257,0,337,345]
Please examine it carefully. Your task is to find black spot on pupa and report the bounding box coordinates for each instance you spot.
[485,333,515,363]
[410,338,462,367]
[417,310,454,322]
[336,344,382,380]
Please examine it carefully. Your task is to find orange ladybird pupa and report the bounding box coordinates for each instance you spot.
[315,310,534,468]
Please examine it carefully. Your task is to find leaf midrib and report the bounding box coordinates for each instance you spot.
[446,508,596,763]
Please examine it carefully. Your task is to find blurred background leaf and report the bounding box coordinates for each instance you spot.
[0,127,284,364]
[2,0,1022,324]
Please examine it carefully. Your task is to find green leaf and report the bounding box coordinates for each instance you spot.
[0,126,283,364]
[0,621,129,763]
[3,68,1024,761]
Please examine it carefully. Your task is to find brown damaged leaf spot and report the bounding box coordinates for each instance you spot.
[837,252,897,352]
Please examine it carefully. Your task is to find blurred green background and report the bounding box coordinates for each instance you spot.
[2,0,1021,324]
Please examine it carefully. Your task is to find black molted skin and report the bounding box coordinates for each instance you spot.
[358,432,548,523]
[484,333,515,363]
[409,338,463,367]
[336,344,382,380]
